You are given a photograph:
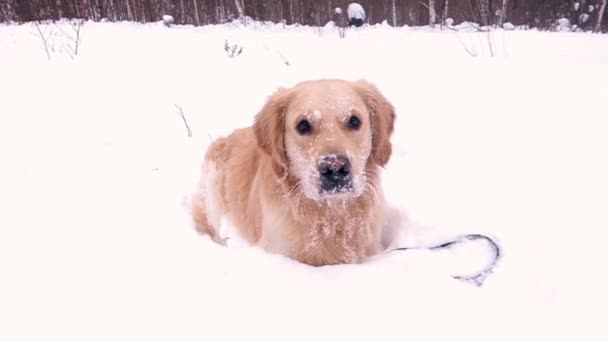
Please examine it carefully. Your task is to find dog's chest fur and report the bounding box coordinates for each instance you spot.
[259,193,382,266]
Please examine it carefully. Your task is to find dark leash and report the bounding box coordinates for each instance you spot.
[388,234,502,287]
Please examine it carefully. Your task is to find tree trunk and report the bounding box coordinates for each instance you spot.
[110,0,116,20]
[55,0,63,18]
[478,0,490,26]
[429,0,436,27]
[391,0,397,26]
[595,0,607,32]
[179,0,184,23]
[233,0,244,18]
[90,0,97,20]
[288,0,294,24]
[498,0,509,26]
[192,0,200,25]
[443,0,448,20]
[126,0,133,20]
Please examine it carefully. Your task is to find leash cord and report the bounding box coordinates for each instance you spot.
[388,234,502,286]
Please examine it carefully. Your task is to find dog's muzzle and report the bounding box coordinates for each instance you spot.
[318,154,353,195]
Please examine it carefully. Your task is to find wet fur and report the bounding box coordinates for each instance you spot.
[191,79,396,266]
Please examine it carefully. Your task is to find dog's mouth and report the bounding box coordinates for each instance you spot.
[319,177,354,196]
[319,186,354,197]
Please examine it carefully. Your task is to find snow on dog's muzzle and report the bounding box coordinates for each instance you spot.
[318,154,353,195]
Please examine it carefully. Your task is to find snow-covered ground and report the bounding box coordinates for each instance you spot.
[1,20,607,341]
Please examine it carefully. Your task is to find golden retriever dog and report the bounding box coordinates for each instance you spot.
[190,79,396,266]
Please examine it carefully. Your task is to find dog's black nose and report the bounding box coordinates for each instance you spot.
[319,154,352,193]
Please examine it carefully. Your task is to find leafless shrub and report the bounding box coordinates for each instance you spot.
[32,19,84,61]
[54,19,84,59]
[224,40,243,58]
[451,23,503,58]
[32,21,55,61]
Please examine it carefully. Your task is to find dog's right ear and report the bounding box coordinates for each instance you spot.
[353,80,396,167]
[253,87,292,175]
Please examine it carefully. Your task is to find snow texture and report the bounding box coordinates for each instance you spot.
[1,19,608,342]
[347,3,365,20]
[335,7,342,15]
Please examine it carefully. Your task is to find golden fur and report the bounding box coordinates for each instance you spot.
[190,79,396,266]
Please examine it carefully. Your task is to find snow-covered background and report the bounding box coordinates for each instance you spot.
[1,20,607,341]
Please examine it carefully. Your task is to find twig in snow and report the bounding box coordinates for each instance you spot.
[224,40,243,58]
[175,105,192,138]
[277,50,291,66]
[455,33,478,57]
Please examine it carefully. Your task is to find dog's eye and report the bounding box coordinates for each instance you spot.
[296,119,312,135]
[347,116,361,130]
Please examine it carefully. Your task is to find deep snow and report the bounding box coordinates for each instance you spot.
[1,20,607,341]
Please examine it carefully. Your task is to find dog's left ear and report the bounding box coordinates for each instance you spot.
[354,80,396,166]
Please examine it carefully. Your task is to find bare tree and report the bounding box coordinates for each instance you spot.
[55,0,63,19]
[179,0,185,23]
[596,0,607,32]
[429,0,436,27]
[2,0,607,32]
[233,0,244,18]
[108,0,116,20]
[126,0,133,21]
[391,0,397,26]
[498,0,509,26]
[477,0,490,26]
[192,0,200,25]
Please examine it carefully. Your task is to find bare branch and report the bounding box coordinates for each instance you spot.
[33,21,52,61]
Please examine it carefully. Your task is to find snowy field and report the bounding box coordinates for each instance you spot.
[1,20,607,341]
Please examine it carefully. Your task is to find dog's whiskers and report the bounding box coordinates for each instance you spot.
[283,181,301,201]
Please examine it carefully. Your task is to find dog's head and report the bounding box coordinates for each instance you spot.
[254,79,395,201]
